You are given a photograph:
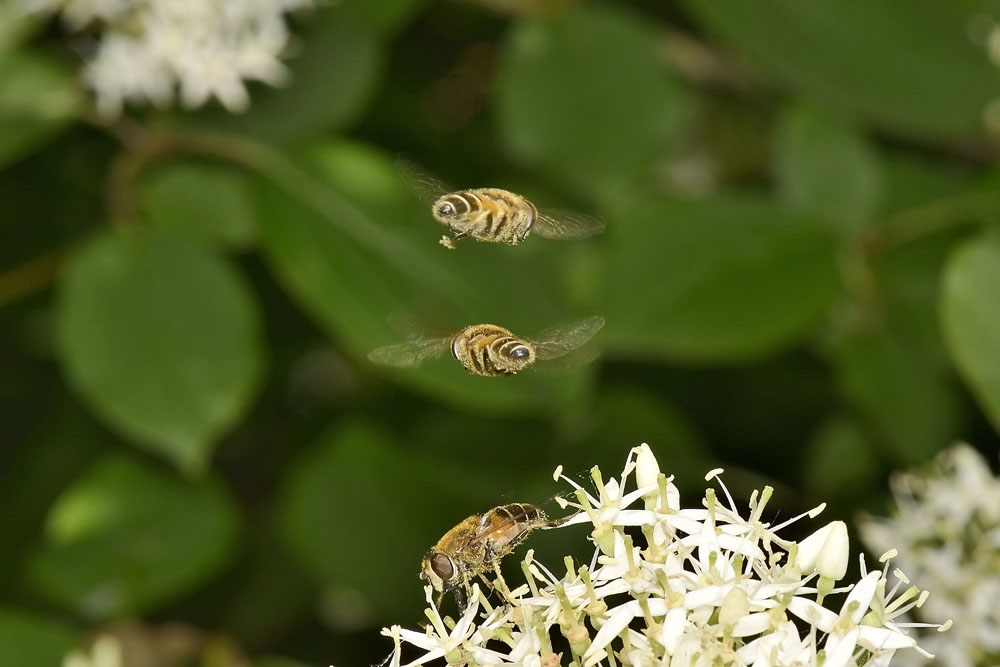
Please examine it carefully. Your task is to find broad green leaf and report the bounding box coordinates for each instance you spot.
[0,608,79,667]
[142,162,257,250]
[31,455,240,618]
[941,233,1000,434]
[802,418,880,501]
[191,9,380,142]
[831,324,960,464]
[603,194,841,362]
[279,422,495,616]
[681,0,1000,140]
[55,231,265,473]
[773,102,883,231]
[0,51,80,168]
[497,3,690,196]
[254,140,597,416]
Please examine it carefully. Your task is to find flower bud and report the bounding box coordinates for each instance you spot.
[635,443,660,489]
[795,520,849,580]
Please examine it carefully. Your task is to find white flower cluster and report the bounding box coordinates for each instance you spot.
[383,444,942,667]
[19,0,313,116]
[860,443,998,667]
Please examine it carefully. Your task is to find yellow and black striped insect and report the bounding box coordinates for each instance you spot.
[397,158,605,249]
[421,502,571,612]
[367,316,604,377]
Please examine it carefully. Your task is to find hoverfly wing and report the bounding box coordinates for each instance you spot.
[533,209,605,240]
[367,337,450,368]
[469,508,519,542]
[531,315,606,361]
[395,156,451,207]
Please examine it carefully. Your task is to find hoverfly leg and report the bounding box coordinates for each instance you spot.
[452,586,468,616]
[489,562,515,604]
[543,512,578,529]
[439,230,470,250]
[476,573,496,592]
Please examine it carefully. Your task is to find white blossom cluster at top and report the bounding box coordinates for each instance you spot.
[18,0,314,116]
[860,443,999,667]
[381,444,946,667]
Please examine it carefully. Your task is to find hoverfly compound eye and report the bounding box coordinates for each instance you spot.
[430,553,455,581]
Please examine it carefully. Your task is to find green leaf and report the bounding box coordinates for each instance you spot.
[831,323,960,464]
[0,51,80,168]
[0,608,79,667]
[279,422,494,617]
[190,9,380,142]
[497,3,690,195]
[142,162,257,250]
[254,140,597,416]
[55,231,265,473]
[802,418,880,501]
[941,233,1000,434]
[680,0,1000,140]
[773,102,883,231]
[31,455,240,618]
[604,194,841,362]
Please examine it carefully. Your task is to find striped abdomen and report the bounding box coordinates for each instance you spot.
[432,188,537,246]
[451,324,536,376]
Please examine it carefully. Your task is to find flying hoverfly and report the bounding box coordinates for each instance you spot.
[367,316,604,377]
[421,501,573,612]
[396,158,605,249]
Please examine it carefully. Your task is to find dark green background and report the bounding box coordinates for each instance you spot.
[2,0,1000,664]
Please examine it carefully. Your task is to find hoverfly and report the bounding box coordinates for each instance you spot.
[367,316,604,377]
[397,158,605,249]
[421,502,572,612]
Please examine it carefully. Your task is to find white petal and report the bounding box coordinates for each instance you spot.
[659,607,687,653]
[843,571,880,623]
[857,625,917,651]
[582,602,636,660]
[732,611,772,637]
[823,626,860,667]
[787,596,838,632]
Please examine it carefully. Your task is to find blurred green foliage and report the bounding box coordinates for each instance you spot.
[1,0,1000,664]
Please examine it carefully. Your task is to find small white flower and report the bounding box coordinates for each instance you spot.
[16,0,313,116]
[385,443,943,666]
